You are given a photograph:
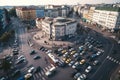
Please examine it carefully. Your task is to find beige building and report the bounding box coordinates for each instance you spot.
[36,17,77,40]
[16,7,36,20]
[92,9,120,30]
[87,7,95,22]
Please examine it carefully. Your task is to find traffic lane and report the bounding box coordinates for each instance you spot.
[90,59,118,80]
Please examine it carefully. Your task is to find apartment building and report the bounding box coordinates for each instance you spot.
[16,7,36,20]
[36,17,77,40]
[92,8,120,30]
[44,5,70,18]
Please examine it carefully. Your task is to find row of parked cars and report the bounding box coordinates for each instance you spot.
[53,36,104,80]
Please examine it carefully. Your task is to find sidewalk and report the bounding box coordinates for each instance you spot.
[110,66,120,80]
[32,31,74,48]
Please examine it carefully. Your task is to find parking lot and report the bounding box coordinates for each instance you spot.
[1,17,118,80]
[40,34,104,80]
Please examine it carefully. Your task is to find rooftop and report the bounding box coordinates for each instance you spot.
[96,7,120,12]
[42,17,76,27]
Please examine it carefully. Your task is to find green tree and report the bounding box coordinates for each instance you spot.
[1,59,11,72]
[0,30,15,42]
[9,7,17,17]
[3,8,11,23]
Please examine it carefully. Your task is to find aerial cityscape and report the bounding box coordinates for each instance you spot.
[0,0,120,80]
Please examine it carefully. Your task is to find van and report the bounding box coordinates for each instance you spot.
[45,67,56,77]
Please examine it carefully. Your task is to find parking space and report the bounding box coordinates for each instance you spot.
[39,34,105,80]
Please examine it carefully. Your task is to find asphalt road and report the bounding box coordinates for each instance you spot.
[10,16,120,80]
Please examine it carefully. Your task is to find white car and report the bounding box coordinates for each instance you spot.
[30,43,33,47]
[93,60,99,65]
[72,62,79,69]
[96,51,102,56]
[77,74,86,80]
[85,66,92,73]
[28,67,35,73]
[73,53,79,58]
[69,48,74,52]
[68,61,75,66]
[18,55,25,60]
[74,72,81,79]
[45,67,56,77]
[58,48,63,52]
[46,50,52,54]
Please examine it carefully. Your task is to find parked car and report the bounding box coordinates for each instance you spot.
[93,60,99,65]
[11,70,21,77]
[28,67,35,73]
[33,55,41,60]
[45,67,56,77]
[0,77,6,80]
[58,60,66,67]
[24,73,32,79]
[68,61,75,66]
[75,56,81,61]
[80,59,85,65]
[85,66,92,73]
[73,53,79,58]
[16,58,25,64]
[30,50,36,55]
[77,74,86,80]
[96,51,102,56]
[72,62,79,69]
[18,55,25,60]
[80,51,85,55]
[74,72,81,79]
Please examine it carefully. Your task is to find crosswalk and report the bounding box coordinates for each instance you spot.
[106,56,120,65]
[33,64,55,80]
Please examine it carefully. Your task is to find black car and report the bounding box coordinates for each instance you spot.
[16,59,25,64]
[30,50,36,55]
[33,55,40,60]
[11,70,21,77]
[75,56,81,61]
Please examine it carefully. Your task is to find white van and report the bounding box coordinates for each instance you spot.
[45,67,56,77]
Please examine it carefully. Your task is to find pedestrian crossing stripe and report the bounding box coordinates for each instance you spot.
[38,72,42,76]
[42,77,46,80]
[116,61,119,63]
[113,60,116,62]
[107,56,109,59]
[32,64,55,80]
[41,69,45,75]
[107,56,120,64]
[48,65,51,69]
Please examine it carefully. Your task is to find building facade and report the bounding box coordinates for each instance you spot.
[92,9,120,30]
[35,9,44,18]
[36,17,77,40]
[16,7,36,21]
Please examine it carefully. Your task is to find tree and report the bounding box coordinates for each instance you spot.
[9,7,17,17]
[3,8,11,24]
[0,30,15,42]
[1,59,11,72]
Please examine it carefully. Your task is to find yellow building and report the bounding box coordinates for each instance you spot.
[16,7,36,21]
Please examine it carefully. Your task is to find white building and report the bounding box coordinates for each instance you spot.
[44,5,70,18]
[92,10,120,30]
[36,17,77,40]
